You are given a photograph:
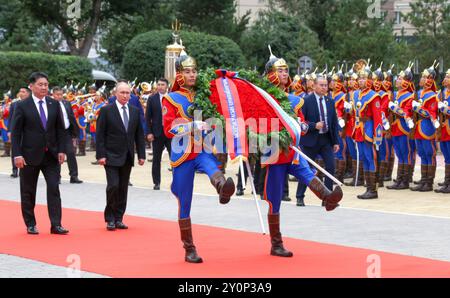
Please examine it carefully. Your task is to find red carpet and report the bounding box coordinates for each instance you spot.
[1,199,450,278]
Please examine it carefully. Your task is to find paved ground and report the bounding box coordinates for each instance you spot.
[0,150,450,277]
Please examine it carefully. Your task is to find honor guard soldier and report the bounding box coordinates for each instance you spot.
[410,61,440,192]
[162,49,236,263]
[436,69,450,193]
[387,62,416,190]
[353,61,383,199]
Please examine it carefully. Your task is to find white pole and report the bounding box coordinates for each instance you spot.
[240,157,266,235]
[354,141,360,188]
[290,146,343,186]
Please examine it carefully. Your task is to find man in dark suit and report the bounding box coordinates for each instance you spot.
[146,78,171,190]
[96,81,146,231]
[7,87,30,178]
[52,87,83,184]
[11,72,68,235]
[296,75,340,206]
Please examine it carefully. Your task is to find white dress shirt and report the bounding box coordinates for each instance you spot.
[115,100,129,127]
[32,93,48,120]
[59,101,70,129]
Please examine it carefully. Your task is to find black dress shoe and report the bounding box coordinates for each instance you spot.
[10,171,18,178]
[128,181,133,186]
[168,167,173,172]
[153,184,160,190]
[27,226,39,235]
[91,160,99,165]
[236,189,244,196]
[106,222,116,231]
[115,221,128,229]
[296,198,305,207]
[51,226,69,235]
[70,177,83,184]
[281,196,291,202]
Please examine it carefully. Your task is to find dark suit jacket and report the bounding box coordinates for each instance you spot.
[11,96,66,166]
[145,93,164,138]
[108,94,147,134]
[57,100,79,139]
[300,93,339,148]
[7,101,17,131]
[95,102,146,167]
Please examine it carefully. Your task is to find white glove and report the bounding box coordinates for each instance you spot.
[412,101,420,109]
[383,122,391,130]
[407,119,415,129]
[338,118,345,128]
[434,120,440,129]
[438,101,446,110]
[344,101,352,110]
[388,102,397,110]
[300,122,309,132]
[375,144,380,151]
[193,121,209,131]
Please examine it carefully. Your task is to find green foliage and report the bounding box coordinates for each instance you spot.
[405,0,449,70]
[175,0,250,42]
[121,30,246,81]
[325,0,399,66]
[0,51,92,93]
[100,1,175,66]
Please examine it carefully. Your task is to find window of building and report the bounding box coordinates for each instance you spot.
[395,11,401,24]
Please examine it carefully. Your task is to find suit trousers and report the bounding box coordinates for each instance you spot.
[20,152,62,227]
[104,160,133,222]
[58,133,78,178]
[151,135,171,185]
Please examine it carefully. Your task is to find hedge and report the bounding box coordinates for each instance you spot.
[121,29,247,82]
[0,51,93,94]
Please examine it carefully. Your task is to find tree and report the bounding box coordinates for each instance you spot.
[21,0,146,56]
[121,30,246,82]
[269,0,338,47]
[175,0,250,42]
[325,0,401,67]
[100,0,176,67]
[240,10,328,73]
[405,0,449,71]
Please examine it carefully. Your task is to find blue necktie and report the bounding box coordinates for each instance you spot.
[38,100,47,130]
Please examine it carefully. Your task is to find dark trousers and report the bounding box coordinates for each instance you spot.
[11,155,17,174]
[58,133,78,178]
[104,160,132,223]
[20,152,62,227]
[151,135,171,185]
[296,134,335,200]
[253,159,289,197]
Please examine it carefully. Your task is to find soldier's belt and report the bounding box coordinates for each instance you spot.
[356,116,370,123]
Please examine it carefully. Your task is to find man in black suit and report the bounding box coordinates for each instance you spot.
[96,81,146,231]
[11,72,68,235]
[52,87,83,184]
[146,78,171,190]
[7,87,30,178]
[296,75,340,206]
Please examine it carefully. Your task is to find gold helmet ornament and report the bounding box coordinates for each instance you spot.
[265,45,288,73]
[175,48,197,72]
[398,61,415,92]
[422,60,439,91]
[265,45,292,90]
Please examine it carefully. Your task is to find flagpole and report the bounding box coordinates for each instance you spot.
[239,157,266,234]
[290,146,343,186]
